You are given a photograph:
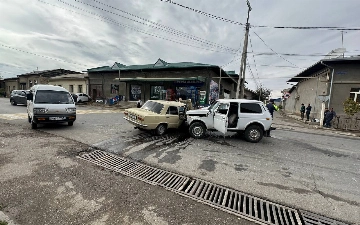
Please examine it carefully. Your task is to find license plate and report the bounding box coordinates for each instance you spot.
[49,117,66,120]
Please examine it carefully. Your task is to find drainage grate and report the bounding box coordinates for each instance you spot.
[78,150,349,225]
[299,210,349,225]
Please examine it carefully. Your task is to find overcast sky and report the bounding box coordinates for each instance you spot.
[1,0,360,97]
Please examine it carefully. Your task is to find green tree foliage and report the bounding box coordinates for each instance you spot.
[343,98,360,116]
[254,87,271,101]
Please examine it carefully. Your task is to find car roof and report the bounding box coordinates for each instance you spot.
[217,99,262,104]
[31,85,68,92]
[148,100,186,107]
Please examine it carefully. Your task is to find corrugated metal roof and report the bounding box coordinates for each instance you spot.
[287,56,360,83]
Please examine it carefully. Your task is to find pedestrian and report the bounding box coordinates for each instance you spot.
[72,93,78,103]
[300,103,305,120]
[325,108,336,128]
[266,100,275,118]
[136,98,142,108]
[305,104,312,121]
[323,108,329,126]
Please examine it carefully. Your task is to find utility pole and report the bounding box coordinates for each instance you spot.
[236,0,252,99]
[341,31,346,58]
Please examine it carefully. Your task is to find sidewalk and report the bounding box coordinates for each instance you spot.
[278,110,360,137]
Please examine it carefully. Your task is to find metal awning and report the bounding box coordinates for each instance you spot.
[114,77,205,82]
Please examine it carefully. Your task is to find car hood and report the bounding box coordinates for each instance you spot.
[186,109,209,115]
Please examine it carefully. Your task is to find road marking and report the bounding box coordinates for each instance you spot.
[0,110,123,120]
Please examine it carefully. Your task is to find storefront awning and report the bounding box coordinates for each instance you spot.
[114,77,206,82]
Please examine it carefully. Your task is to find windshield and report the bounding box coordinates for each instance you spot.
[34,90,74,104]
[207,101,219,112]
[141,101,164,114]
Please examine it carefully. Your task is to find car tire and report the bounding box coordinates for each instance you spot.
[11,99,17,105]
[155,124,167,136]
[68,121,74,126]
[31,120,37,129]
[244,125,263,143]
[189,122,206,139]
[28,115,31,123]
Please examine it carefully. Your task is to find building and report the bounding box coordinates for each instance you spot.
[284,57,360,118]
[3,69,82,96]
[86,58,255,105]
[48,73,88,94]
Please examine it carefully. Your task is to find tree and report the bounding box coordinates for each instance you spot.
[254,87,271,101]
[343,98,360,117]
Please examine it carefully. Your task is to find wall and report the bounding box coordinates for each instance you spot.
[4,79,19,96]
[48,79,87,93]
[328,64,360,115]
[284,68,330,119]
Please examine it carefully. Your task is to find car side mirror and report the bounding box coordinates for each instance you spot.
[26,93,33,101]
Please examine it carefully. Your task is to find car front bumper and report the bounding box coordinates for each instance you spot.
[33,114,76,124]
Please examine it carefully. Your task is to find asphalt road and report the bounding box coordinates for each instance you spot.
[0,97,359,224]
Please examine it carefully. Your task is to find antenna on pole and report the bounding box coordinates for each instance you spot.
[341,31,347,58]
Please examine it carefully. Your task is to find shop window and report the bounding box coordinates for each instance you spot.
[130,84,141,101]
[150,86,164,100]
[78,85,83,93]
[69,85,74,93]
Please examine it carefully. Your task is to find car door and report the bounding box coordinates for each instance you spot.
[20,91,27,104]
[165,106,180,128]
[213,103,230,134]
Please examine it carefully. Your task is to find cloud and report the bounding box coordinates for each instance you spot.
[1,0,360,98]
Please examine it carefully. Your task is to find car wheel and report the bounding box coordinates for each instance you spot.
[155,124,167,136]
[31,120,37,129]
[11,99,17,105]
[78,99,82,103]
[28,115,31,123]
[189,122,206,139]
[244,125,263,143]
[68,121,74,126]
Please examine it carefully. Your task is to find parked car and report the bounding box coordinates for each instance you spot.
[124,100,187,135]
[27,85,76,129]
[10,90,28,105]
[75,93,91,103]
[186,99,272,143]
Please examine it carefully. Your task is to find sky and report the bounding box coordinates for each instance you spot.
[1,0,360,98]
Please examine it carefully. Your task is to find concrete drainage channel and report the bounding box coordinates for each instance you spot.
[78,150,349,225]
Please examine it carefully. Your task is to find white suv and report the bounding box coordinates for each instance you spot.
[186,99,272,142]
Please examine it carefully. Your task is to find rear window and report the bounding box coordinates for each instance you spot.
[240,103,262,114]
[34,90,74,104]
[141,101,164,114]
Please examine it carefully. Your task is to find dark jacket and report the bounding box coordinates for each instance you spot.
[306,106,312,114]
[300,105,305,113]
[326,110,336,120]
[266,103,275,116]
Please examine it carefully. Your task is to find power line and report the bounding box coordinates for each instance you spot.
[159,0,244,26]
[248,34,262,87]
[71,0,237,53]
[0,43,90,67]
[250,52,360,57]
[88,0,235,52]
[246,59,260,89]
[40,1,236,55]
[247,64,304,69]
[159,0,360,31]
[252,31,299,68]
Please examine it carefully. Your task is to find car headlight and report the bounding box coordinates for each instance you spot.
[66,108,76,113]
[33,108,47,114]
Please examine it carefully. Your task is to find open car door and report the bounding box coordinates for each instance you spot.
[213,103,229,134]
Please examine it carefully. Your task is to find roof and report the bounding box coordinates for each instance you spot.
[87,58,221,73]
[147,100,186,107]
[217,99,262,104]
[31,84,69,92]
[287,56,360,82]
[17,69,82,78]
[49,73,86,80]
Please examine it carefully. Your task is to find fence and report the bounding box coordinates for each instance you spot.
[332,116,360,131]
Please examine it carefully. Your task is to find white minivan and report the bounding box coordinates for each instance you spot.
[27,85,76,129]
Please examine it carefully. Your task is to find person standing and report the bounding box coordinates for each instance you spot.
[323,108,329,126]
[266,100,275,118]
[305,104,312,121]
[300,103,305,120]
[136,98,142,108]
[325,108,336,128]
